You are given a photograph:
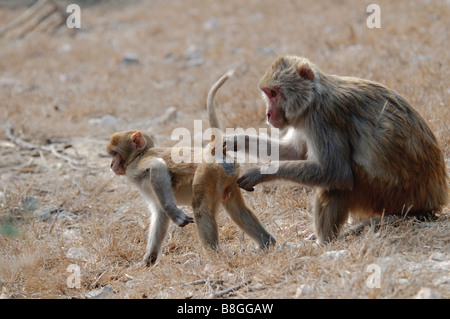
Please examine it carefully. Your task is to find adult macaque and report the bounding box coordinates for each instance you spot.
[227,56,448,244]
[107,71,275,266]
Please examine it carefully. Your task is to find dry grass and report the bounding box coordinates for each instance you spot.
[0,0,449,299]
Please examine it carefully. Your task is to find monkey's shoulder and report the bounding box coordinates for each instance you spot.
[144,147,172,158]
[147,147,197,188]
[138,148,196,170]
[336,76,410,104]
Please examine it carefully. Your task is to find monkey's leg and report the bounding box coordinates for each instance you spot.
[142,201,170,266]
[238,160,353,192]
[192,173,221,251]
[223,185,276,249]
[192,194,220,251]
[313,189,349,245]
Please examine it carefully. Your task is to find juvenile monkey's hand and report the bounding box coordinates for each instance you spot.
[171,208,194,227]
[237,166,266,192]
[174,213,194,227]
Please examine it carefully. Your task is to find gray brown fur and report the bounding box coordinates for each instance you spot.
[107,72,275,266]
[232,55,447,244]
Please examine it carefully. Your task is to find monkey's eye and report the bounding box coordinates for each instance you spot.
[270,90,277,98]
[109,150,117,156]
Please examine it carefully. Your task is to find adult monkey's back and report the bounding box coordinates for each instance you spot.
[231,56,448,244]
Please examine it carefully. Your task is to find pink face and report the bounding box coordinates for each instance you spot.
[261,87,285,128]
[109,150,126,175]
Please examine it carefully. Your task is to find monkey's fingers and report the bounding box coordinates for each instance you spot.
[237,176,255,192]
[178,216,194,227]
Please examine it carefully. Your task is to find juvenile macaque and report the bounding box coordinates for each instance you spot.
[227,56,448,244]
[107,72,275,266]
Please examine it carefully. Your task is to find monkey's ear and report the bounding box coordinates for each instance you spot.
[298,64,315,81]
[131,131,147,150]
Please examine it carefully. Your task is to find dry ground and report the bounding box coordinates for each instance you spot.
[0,0,449,299]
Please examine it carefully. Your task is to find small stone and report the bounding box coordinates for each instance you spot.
[33,207,76,222]
[0,223,19,237]
[55,210,78,222]
[184,45,205,67]
[164,52,176,61]
[121,52,140,64]
[258,46,278,56]
[85,285,113,299]
[203,19,219,30]
[184,45,204,60]
[320,250,348,260]
[430,252,445,262]
[66,247,90,261]
[125,280,139,288]
[185,58,205,67]
[33,209,52,221]
[414,287,441,299]
[63,229,81,240]
[19,196,42,212]
[295,284,313,297]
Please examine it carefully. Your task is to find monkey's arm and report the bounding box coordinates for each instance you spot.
[141,160,194,227]
[237,160,353,192]
[224,132,306,161]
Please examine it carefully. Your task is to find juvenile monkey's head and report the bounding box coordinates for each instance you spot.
[259,56,318,129]
[107,130,154,175]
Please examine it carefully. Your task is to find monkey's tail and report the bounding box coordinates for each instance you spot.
[207,69,234,133]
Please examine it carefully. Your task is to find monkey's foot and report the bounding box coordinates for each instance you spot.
[136,260,151,267]
[139,252,159,267]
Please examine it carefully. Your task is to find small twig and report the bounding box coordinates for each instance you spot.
[183,279,224,287]
[209,279,251,299]
[48,210,60,234]
[49,202,65,234]
[49,144,85,166]
[0,0,69,39]
[124,274,134,280]
[90,270,107,289]
[6,123,41,149]
[38,150,48,166]
[6,123,88,169]
[0,0,49,36]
